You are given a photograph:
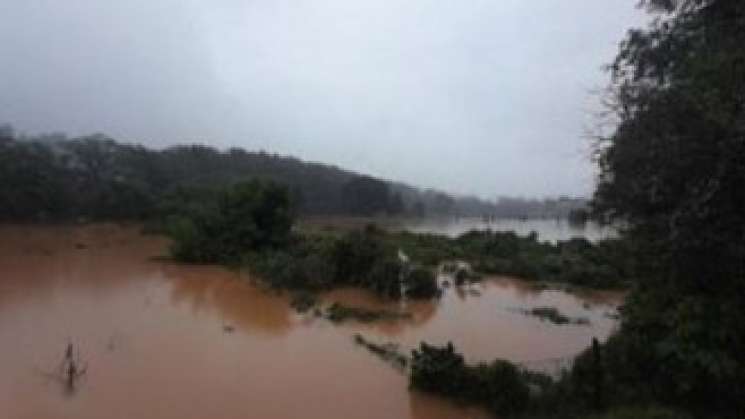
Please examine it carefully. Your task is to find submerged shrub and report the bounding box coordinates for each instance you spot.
[353,334,408,371]
[404,267,440,298]
[410,342,468,396]
[166,180,292,264]
[166,214,207,262]
[244,228,442,300]
[409,342,530,416]
[324,303,410,323]
[329,229,394,283]
[522,306,590,326]
[471,360,531,415]
[246,245,336,291]
[366,259,404,298]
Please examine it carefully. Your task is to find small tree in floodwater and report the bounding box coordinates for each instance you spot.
[409,341,530,416]
[166,180,293,264]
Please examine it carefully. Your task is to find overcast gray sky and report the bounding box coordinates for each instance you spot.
[0,0,646,199]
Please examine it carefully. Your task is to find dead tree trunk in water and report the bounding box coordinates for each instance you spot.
[60,342,86,392]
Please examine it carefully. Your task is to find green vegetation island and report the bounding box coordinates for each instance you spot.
[160,178,632,298]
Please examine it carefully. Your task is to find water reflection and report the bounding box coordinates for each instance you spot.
[164,264,295,336]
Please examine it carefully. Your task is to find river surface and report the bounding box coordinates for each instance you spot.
[0,224,622,419]
[398,218,616,242]
[301,216,617,243]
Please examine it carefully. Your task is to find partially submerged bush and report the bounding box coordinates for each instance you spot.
[522,306,590,326]
[328,228,402,291]
[247,228,442,300]
[403,267,440,298]
[323,303,411,323]
[410,342,470,396]
[245,235,338,290]
[353,334,408,371]
[364,258,403,299]
[409,342,531,416]
[166,180,292,264]
[406,339,693,419]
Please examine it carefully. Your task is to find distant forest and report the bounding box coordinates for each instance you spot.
[0,124,586,222]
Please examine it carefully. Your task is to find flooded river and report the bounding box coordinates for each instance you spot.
[301,216,617,243]
[0,224,622,419]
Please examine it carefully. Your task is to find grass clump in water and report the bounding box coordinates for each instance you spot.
[324,303,411,323]
[522,306,590,326]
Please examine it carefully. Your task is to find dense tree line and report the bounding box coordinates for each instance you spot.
[244,225,440,300]
[0,125,588,222]
[0,128,433,220]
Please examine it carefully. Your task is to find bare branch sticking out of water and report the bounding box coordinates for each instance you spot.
[36,342,88,396]
[324,303,412,323]
[61,342,87,393]
[353,334,409,372]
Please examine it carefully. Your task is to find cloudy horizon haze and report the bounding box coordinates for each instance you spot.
[1,0,647,200]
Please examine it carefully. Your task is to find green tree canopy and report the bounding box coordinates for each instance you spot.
[592,0,745,414]
[167,180,293,263]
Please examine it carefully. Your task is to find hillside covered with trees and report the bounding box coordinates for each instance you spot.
[0,126,586,222]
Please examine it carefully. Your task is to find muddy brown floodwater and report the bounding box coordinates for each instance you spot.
[0,224,623,419]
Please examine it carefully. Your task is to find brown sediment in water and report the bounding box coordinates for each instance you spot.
[0,224,622,419]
